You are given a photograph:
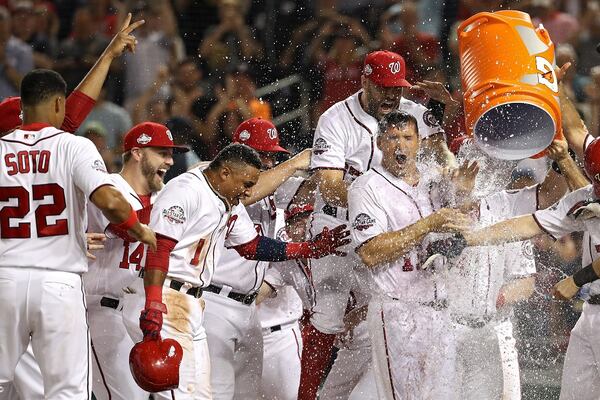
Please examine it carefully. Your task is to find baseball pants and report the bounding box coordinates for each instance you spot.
[86,295,148,400]
[260,321,302,400]
[10,345,44,400]
[454,318,521,400]
[368,299,457,400]
[203,291,263,400]
[559,302,600,400]
[122,279,212,400]
[320,318,375,400]
[0,268,91,400]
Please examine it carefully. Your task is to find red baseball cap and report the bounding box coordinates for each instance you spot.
[284,203,314,221]
[123,122,189,153]
[0,97,22,134]
[363,50,411,88]
[233,117,289,153]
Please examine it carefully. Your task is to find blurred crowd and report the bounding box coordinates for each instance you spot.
[0,0,599,384]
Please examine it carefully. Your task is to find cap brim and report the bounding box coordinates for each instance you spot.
[171,145,190,154]
[252,144,290,154]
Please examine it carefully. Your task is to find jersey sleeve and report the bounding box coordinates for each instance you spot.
[62,90,96,133]
[70,138,112,199]
[504,185,539,215]
[533,188,590,239]
[310,113,346,170]
[348,182,388,248]
[149,180,195,242]
[225,204,259,247]
[414,103,445,140]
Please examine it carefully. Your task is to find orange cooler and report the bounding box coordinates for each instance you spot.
[458,10,561,160]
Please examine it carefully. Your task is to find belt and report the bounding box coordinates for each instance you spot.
[100,296,120,309]
[264,320,297,333]
[588,295,600,305]
[205,284,258,305]
[322,204,348,221]
[391,298,448,311]
[453,314,493,329]
[168,278,203,298]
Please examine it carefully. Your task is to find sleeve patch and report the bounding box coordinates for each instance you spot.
[162,205,186,224]
[423,110,440,128]
[313,137,331,155]
[92,159,107,173]
[353,213,376,231]
[521,241,535,260]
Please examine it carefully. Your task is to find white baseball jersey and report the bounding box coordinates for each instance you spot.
[0,125,111,273]
[149,167,258,287]
[348,166,445,302]
[84,173,155,298]
[310,91,444,220]
[534,185,600,295]
[448,185,538,318]
[211,177,306,294]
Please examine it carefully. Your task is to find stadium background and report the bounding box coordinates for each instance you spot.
[1,0,598,397]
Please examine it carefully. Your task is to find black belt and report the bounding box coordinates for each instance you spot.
[100,296,119,309]
[205,284,258,305]
[454,314,493,329]
[170,279,203,298]
[322,204,348,220]
[588,295,600,305]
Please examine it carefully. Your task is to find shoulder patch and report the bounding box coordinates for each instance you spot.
[521,241,535,260]
[313,137,331,155]
[162,205,186,224]
[353,213,376,231]
[423,110,440,128]
[92,159,107,173]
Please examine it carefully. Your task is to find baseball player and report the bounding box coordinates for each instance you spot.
[121,143,349,399]
[433,138,600,400]
[446,136,587,400]
[0,69,156,398]
[301,49,456,399]
[202,118,311,400]
[348,110,472,400]
[257,203,315,400]
[84,122,187,400]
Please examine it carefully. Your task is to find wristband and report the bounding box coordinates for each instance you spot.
[573,263,599,287]
[144,284,164,309]
[116,207,138,231]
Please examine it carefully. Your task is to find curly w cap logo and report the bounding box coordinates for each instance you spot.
[353,213,375,231]
[162,206,186,224]
[389,61,401,74]
[595,173,600,183]
[267,128,277,140]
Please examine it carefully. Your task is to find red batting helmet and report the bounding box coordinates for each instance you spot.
[129,338,183,392]
[233,117,289,153]
[585,137,600,198]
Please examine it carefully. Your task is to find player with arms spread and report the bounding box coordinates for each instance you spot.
[0,69,155,398]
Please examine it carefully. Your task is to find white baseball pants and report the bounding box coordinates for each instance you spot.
[260,321,302,400]
[0,268,91,400]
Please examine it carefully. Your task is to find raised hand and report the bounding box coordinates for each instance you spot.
[412,80,458,105]
[104,13,145,60]
[552,276,579,300]
[307,225,351,258]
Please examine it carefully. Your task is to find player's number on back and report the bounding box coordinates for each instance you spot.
[0,184,68,239]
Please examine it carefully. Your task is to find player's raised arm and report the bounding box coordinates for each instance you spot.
[242,149,311,206]
[89,186,156,249]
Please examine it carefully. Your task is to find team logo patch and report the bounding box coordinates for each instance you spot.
[162,205,186,224]
[313,138,331,155]
[267,127,277,140]
[595,173,600,183]
[137,133,152,145]
[276,226,291,242]
[364,64,373,76]
[423,110,439,128]
[166,129,173,141]
[388,61,401,74]
[92,159,107,173]
[521,241,534,260]
[239,129,251,141]
[353,213,375,231]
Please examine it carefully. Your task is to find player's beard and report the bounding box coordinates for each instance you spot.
[141,157,165,193]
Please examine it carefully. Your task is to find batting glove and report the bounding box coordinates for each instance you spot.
[139,301,167,341]
[307,225,351,258]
